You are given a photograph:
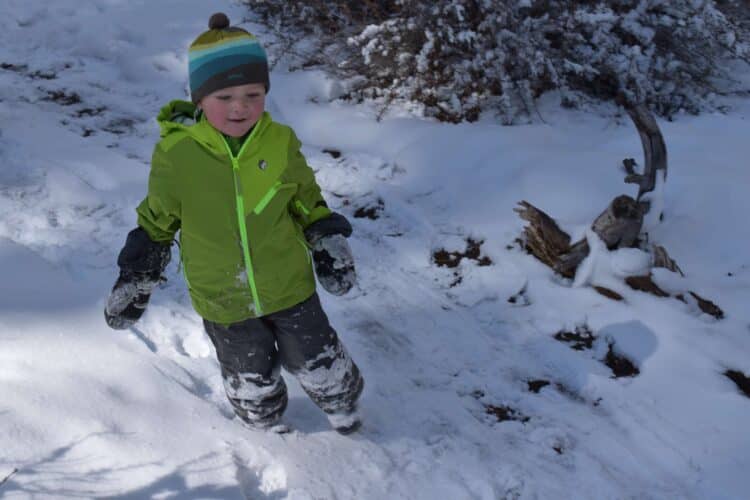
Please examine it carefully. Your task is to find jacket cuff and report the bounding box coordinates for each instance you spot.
[117,227,172,275]
[304,212,352,245]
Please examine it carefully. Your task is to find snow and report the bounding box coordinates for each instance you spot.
[1,1,749,498]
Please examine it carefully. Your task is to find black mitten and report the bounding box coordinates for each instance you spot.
[104,271,161,329]
[304,213,356,296]
[104,227,171,330]
[311,234,356,296]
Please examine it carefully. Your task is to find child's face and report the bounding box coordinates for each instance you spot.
[199,83,266,137]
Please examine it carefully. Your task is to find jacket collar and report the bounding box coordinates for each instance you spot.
[156,99,271,157]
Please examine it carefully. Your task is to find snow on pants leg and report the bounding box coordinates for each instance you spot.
[203,292,363,426]
[265,292,364,417]
[203,317,288,428]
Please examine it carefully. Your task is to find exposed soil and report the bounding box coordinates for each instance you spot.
[594,286,624,301]
[2,62,58,80]
[484,404,530,423]
[507,282,531,305]
[42,89,81,106]
[554,324,595,351]
[354,199,384,220]
[1,62,27,72]
[724,370,750,398]
[687,291,724,320]
[527,379,551,393]
[625,275,669,297]
[433,238,492,268]
[76,106,107,117]
[604,344,640,378]
[102,118,136,135]
[322,148,342,159]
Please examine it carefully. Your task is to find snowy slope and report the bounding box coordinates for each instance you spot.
[1,1,749,499]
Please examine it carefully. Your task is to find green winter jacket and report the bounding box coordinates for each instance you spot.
[137,100,331,324]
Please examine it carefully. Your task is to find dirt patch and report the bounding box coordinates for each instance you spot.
[554,324,595,351]
[507,282,530,306]
[626,275,724,320]
[484,404,530,423]
[42,89,81,106]
[680,291,724,320]
[433,238,492,268]
[604,344,640,378]
[725,370,750,398]
[353,198,384,220]
[102,117,136,135]
[2,62,58,80]
[322,148,342,159]
[76,106,107,118]
[527,379,551,393]
[1,62,27,72]
[594,286,624,301]
[626,275,669,297]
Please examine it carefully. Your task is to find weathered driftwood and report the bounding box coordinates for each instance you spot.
[514,200,571,270]
[517,103,663,269]
[591,195,643,249]
[555,239,588,279]
[623,105,668,202]
[557,194,646,275]
[652,244,684,276]
[513,103,723,319]
[517,194,644,279]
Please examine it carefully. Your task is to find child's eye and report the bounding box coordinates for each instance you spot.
[245,93,261,99]
[216,95,231,101]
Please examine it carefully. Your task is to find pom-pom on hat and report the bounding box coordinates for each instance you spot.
[188,12,269,104]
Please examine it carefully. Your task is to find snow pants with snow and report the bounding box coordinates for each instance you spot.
[202,292,364,428]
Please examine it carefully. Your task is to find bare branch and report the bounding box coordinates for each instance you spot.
[622,158,637,176]
[1,468,18,487]
[624,104,668,201]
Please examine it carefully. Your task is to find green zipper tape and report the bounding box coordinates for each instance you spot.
[222,130,263,316]
[253,182,296,215]
[295,199,310,216]
[296,235,311,264]
[254,181,281,215]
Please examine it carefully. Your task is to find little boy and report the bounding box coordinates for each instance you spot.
[105,13,364,434]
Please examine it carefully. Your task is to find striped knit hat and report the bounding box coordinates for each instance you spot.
[188,13,270,104]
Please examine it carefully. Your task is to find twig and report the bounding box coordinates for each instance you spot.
[376,90,396,122]
[1,468,18,487]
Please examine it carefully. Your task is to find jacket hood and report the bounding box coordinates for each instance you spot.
[155,99,271,155]
[157,100,197,133]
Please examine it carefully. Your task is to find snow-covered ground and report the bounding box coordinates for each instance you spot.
[1,1,749,498]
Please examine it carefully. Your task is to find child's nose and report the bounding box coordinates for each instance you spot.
[230,99,250,111]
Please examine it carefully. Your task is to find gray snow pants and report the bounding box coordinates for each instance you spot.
[203,292,364,428]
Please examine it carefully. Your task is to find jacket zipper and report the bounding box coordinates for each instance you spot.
[222,127,263,316]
